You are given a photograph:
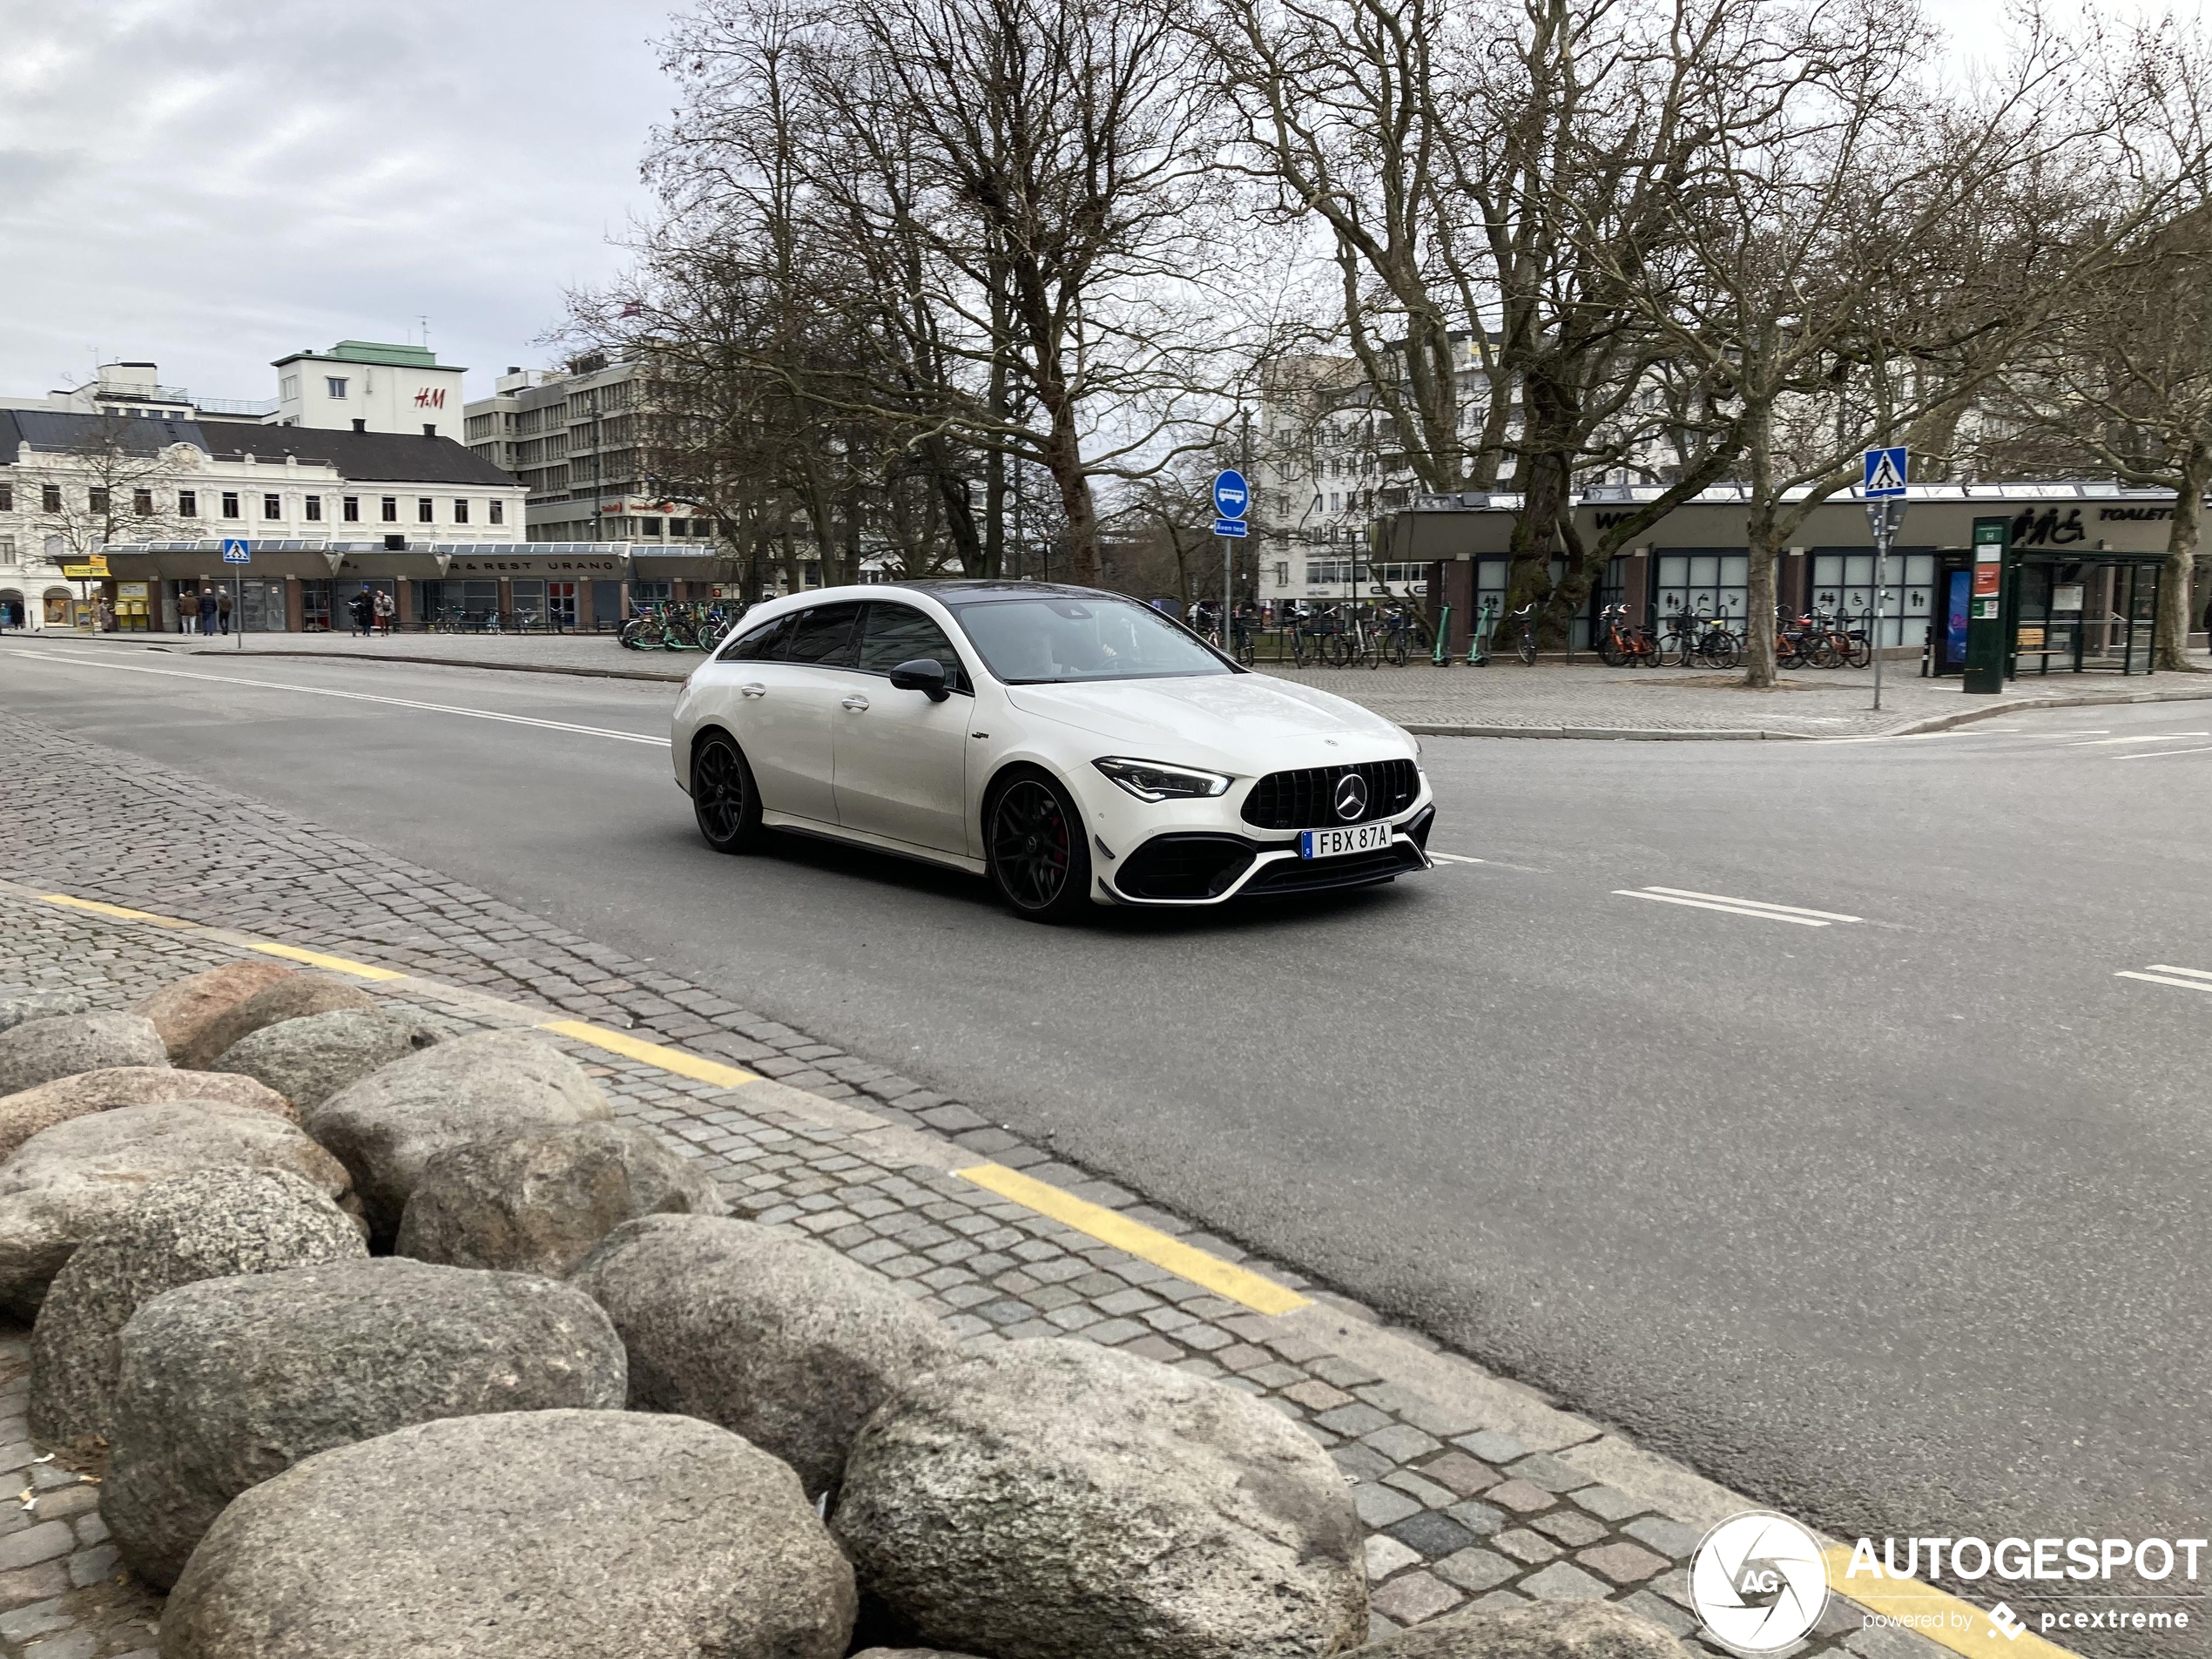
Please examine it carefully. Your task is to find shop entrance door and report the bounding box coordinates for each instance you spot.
[547,582,577,632]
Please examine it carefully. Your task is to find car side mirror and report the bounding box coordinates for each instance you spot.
[887,658,950,701]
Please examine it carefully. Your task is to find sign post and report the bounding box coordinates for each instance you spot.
[1861,447,1908,711]
[1963,517,2008,694]
[221,537,251,649]
[1211,469,1248,651]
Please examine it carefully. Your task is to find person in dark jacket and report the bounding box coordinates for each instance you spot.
[196,587,219,636]
[348,590,376,636]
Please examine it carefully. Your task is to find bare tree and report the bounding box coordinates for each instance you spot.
[1590,0,2177,686]
[24,420,185,604]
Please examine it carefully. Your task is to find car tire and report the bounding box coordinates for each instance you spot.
[987,768,1094,922]
[691,731,765,853]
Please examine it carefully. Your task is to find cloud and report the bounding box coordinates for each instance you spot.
[0,0,671,402]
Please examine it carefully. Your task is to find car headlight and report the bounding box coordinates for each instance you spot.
[1091,757,1232,801]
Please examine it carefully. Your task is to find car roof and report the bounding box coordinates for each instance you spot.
[874,579,1113,603]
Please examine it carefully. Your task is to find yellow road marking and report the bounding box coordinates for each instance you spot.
[1823,1546,2076,1658]
[39,894,196,929]
[956,1162,1309,1315]
[537,1019,758,1089]
[239,941,408,981]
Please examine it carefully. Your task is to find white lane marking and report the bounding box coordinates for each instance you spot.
[2066,732,2209,746]
[2149,963,2212,980]
[16,651,671,747]
[1637,886,1865,923]
[1428,852,1485,865]
[2115,744,2212,760]
[1612,889,1833,927]
[2115,968,2212,994]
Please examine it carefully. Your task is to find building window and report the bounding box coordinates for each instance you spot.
[342,496,360,522]
[88,488,110,514]
[416,498,434,523]
[305,496,322,522]
[0,485,10,511]
[281,375,300,401]
[380,497,398,523]
[133,488,152,515]
[263,493,281,520]
[221,492,240,519]
[453,500,469,524]
[179,490,197,517]
[489,500,503,525]
[327,377,347,399]
[41,484,61,513]
[641,517,663,536]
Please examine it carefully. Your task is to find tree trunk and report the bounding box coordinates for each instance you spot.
[1741,408,1779,689]
[2155,447,2207,671]
[1042,401,1099,586]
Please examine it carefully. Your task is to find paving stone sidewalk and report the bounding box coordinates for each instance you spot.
[21,625,2212,738]
[0,710,1944,1659]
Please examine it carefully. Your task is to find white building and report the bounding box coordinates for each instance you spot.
[0,361,275,425]
[0,409,528,632]
[273,341,468,438]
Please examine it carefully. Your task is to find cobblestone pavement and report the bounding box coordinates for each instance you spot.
[0,709,1955,1659]
[20,624,2212,737]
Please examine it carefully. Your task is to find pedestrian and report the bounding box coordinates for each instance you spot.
[348,589,375,637]
[374,587,395,635]
[196,586,218,637]
[216,588,233,636]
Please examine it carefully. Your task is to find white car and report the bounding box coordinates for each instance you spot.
[670,582,1435,921]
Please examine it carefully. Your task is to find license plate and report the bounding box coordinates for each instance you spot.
[1298,822,1393,860]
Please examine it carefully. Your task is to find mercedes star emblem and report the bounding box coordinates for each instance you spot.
[1333,773,1369,821]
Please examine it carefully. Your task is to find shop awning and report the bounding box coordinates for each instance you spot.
[334,551,450,580]
[630,551,726,578]
[101,548,343,580]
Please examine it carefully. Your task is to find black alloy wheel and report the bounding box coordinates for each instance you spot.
[988,772,1093,922]
[692,732,765,853]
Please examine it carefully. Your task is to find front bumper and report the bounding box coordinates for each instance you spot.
[1102,804,1434,906]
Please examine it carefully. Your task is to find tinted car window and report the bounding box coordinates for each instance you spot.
[782,603,862,667]
[717,612,792,662]
[950,596,1232,684]
[857,604,966,690]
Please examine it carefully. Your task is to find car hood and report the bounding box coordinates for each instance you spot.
[1004,673,1410,768]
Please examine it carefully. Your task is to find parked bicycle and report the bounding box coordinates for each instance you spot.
[1508,603,1538,665]
[1596,603,1661,667]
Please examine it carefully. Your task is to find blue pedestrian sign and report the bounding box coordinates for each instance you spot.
[1862,447,1907,500]
[220,537,252,564]
[1212,518,1248,538]
[1211,469,1249,521]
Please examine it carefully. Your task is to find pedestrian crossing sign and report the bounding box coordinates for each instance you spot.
[1862,447,1907,500]
[221,538,252,564]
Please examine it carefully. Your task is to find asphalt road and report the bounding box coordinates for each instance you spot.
[4,638,2206,1616]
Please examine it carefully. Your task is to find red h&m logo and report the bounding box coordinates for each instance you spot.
[413,388,447,409]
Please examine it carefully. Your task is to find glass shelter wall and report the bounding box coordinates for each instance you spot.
[1810,550,1935,648]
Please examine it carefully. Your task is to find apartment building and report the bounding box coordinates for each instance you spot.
[463,355,720,550]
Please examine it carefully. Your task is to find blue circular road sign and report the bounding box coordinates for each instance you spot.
[1212,469,1250,520]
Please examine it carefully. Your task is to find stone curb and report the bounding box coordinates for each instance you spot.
[0,874,2047,1659]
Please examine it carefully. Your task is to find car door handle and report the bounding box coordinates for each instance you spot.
[738,683,766,698]
[841,694,871,712]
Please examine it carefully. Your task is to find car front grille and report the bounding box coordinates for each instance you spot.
[1240,759,1420,830]
[1244,843,1421,894]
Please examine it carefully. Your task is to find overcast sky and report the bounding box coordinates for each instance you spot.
[0,0,674,407]
[0,0,2170,415]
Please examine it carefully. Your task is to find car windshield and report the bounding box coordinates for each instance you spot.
[949,596,1233,685]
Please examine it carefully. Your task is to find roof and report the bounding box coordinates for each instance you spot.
[0,410,516,487]
[272,341,453,370]
[885,580,1111,603]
